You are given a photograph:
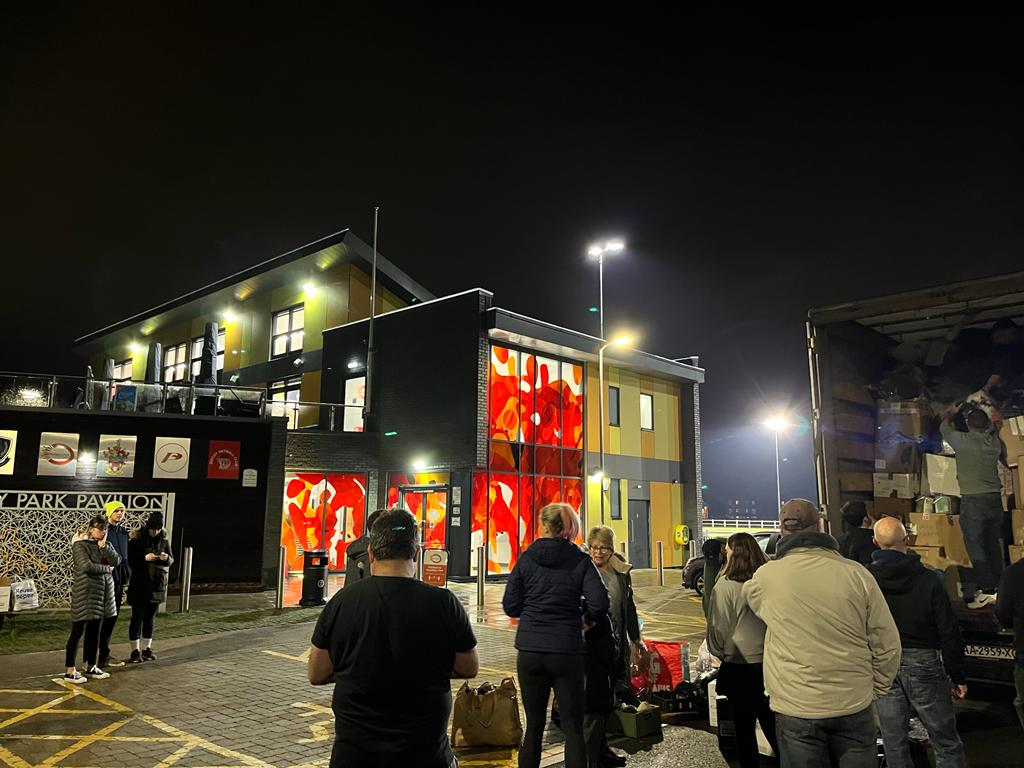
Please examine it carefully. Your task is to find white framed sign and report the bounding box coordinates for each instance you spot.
[153,437,191,479]
[38,433,79,477]
[97,435,137,478]
[0,430,16,476]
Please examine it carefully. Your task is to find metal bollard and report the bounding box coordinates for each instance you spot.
[689,539,697,560]
[619,541,627,556]
[179,547,193,613]
[476,546,486,607]
[656,541,664,586]
[417,545,425,581]
[275,546,286,609]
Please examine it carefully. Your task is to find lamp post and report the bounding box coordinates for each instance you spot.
[762,416,791,513]
[597,335,634,523]
[587,239,625,340]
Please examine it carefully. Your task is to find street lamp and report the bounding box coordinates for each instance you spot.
[587,239,625,340]
[762,415,791,514]
[598,334,634,523]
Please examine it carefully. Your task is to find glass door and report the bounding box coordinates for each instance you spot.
[398,485,449,550]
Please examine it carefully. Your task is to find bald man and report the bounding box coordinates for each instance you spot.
[744,499,900,768]
[869,517,967,768]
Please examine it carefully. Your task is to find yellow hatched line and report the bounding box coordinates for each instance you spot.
[139,715,276,768]
[0,708,114,715]
[0,692,74,731]
[40,716,132,767]
[0,734,180,741]
[153,742,195,768]
[53,680,131,713]
[0,742,33,768]
[0,690,59,695]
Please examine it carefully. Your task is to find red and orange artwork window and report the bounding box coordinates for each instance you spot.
[281,472,367,572]
[387,471,450,550]
[476,345,585,574]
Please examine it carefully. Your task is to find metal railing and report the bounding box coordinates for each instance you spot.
[702,519,780,530]
[267,400,366,432]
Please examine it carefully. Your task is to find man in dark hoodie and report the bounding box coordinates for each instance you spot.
[870,516,967,768]
[344,508,386,586]
[838,501,878,566]
[97,500,132,668]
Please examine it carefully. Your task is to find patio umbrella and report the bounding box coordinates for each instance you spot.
[196,322,219,385]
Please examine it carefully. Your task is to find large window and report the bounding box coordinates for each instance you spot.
[191,329,226,378]
[640,392,654,431]
[271,305,304,358]
[269,376,302,428]
[163,343,188,383]
[609,385,620,426]
[610,478,621,520]
[112,358,133,382]
[343,376,365,432]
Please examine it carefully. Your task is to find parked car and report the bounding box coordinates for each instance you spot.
[682,532,774,595]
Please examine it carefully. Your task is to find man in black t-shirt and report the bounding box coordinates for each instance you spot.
[308,508,479,768]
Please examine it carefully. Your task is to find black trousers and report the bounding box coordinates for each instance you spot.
[517,651,586,768]
[128,602,158,640]
[65,619,102,669]
[718,662,779,768]
[98,583,124,665]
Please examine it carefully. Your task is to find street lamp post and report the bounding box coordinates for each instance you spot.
[597,335,634,523]
[587,239,624,340]
[763,416,790,513]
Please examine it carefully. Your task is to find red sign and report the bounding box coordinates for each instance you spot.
[207,440,241,480]
[422,549,449,587]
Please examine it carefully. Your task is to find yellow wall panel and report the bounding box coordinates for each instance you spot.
[349,267,372,322]
[246,292,272,367]
[323,264,351,330]
[618,369,642,456]
[586,365,601,452]
[649,481,674,566]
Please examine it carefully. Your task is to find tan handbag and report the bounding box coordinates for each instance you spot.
[451,677,524,747]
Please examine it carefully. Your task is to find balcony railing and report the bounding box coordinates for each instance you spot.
[0,372,363,432]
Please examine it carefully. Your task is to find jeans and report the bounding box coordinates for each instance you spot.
[98,583,124,665]
[775,705,876,768]
[129,602,158,640]
[876,648,966,768]
[517,651,585,768]
[960,493,1004,595]
[65,619,102,669]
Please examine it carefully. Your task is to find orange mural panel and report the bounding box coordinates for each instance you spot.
[281,472,366,572]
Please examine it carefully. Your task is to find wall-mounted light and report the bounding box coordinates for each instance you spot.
[229,374,241,384]
[293,357,304,367]
[412,458,428,471]
[223,310,237,324]
[79,452,96,464]
[588,470,604,484]
[128,343,141,355]
[303,281,316,298]
[347,360,360,369]
[384,431,398,437]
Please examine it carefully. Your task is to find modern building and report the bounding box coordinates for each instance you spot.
[4,231,704,591]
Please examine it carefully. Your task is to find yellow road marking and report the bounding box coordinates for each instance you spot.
[153,742,194,768]
[41,716,131,766]
[0,734,179,741]
[139,715,275,768]
[0,690,59,695]
[261,649,310,663]
[54,679,131,713]
[0,742,32,768]
[0,708,115,715]
[0,691,75,731]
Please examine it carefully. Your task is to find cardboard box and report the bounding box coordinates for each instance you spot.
[937,515,972,567]
[875,441,921,474]
[922,454,961,497]
[1010,545,1024,564]
[0,576,10,614]
[872,497,914,521]
[1013,509,1024,545]
[908,512,944,547]
[914,495,959,516]
[873,473,920,499]
[1000,418,1024,464]
[877,399,930,441]
[614,706,662,738]
[910,545,950,570]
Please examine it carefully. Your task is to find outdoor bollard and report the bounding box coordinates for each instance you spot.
[657,540,664,586]
[179,547,193,613]
[417,545,425,581]
[476,546,486,607]
[689,539,697,560]
[619,541,627,556]
[275,545,286,609]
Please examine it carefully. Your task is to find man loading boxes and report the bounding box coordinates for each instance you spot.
[941,406,1004,609]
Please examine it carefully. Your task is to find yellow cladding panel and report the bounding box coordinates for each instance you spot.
[617,369,642,456]
[324,264,352,329]
[299,372,322,427]
[223,317,242,373]
[247,292,272,366]
[586,365,601,452]
[649,481,684,566]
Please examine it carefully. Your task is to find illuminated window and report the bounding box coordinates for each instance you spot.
[343,376,365,432]
[163,343,188,383]
[190,329,226,378]
[271,305,304,358]
[112,358,133,382]
[609,386,620,426]
[640,393,654,431]
[269,376,302,428]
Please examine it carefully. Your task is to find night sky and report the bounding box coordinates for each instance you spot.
[4,10,1023,516]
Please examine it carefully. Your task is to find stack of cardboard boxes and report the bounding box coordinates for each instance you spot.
[871,400,1024,569]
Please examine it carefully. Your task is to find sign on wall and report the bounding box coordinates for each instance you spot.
[153,437,191,479]
[0,430,16,476]
[97,435,137,478]
[207,440,240,480]
[37,432,79,476]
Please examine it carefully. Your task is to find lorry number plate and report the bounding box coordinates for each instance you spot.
[964,644,1016,660]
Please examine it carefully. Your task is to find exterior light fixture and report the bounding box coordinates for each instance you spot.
[412,458,428,471]
[303,281,316,298]
[79,452,96,464]
[609,334,634,348]
[588,306,599,313]
[384,431,398,437]
[19,388,43,401]
[223,310,237,324]
[762,413,792,513]
[589,470,604,484]
[347,360,360,369]
[128,343,140,355]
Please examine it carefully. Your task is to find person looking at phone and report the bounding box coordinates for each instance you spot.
[126,512,173,663]
[64,514,121,683]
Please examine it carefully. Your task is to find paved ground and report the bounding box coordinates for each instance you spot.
[2,570,1022,767]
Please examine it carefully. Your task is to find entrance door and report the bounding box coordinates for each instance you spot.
[628,500,650,568]
[398,485,449,550]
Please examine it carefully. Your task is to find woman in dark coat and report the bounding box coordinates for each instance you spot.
[64,514,121,683]
[127,511,173,663]
[502,503,609,768]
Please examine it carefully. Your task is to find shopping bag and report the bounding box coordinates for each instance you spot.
[451,677,524,747]
[12,579,39,611]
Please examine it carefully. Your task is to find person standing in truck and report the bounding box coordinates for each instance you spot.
[941,406,1004,608]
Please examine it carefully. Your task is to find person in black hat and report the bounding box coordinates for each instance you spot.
[837,501,878,567]
[126,511,173,663]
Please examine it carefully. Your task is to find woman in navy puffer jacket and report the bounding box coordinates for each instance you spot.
[503,503,609,768]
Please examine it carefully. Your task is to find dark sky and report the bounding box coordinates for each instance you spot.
[4,10,1023,515]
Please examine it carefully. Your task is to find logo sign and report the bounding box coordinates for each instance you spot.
[153,437,191,479]
[0,430,16,476]
[97,435,136,478]
[37,432,79,477]
[207,440,240,480]
[422,549,449,587]
[242,468,258,488]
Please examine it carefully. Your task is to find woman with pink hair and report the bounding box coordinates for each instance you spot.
[502,503,608,768]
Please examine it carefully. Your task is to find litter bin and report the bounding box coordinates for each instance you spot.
[299,550,329,607]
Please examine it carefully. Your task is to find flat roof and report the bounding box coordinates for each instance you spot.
[74,230,434,349]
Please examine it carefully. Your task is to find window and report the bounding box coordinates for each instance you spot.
[343,376,365,432]
[640,393,654,431]
[271,305,304,358]
[190,329,226,379]
[610,478,621,520]
[269,376,302,428]
[112,358,133,382]
[608,386,620,426]
[163,343,188,383]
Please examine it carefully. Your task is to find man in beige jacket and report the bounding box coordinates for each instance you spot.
[744,499,901,768]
